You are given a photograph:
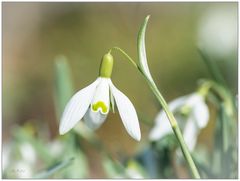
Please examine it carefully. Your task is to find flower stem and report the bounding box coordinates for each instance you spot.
[148,80,200,179]
[110,47,201,178]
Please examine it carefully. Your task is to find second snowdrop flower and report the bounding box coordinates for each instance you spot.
[149,93,209,151]
[59,53,141,141]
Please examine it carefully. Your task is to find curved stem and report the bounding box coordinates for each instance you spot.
[200,80,236,119]
[109,47,138,69]
[111,47,201,178]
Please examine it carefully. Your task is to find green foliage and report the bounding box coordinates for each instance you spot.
[54,55,74,119]
[34,158,74,178]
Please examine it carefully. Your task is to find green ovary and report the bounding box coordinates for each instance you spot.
[92,101,108,113]
[180,105,191,116]
[99,53,113,78]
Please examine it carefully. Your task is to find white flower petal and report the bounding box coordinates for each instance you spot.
[175,93,209,128]
[109,81,141,141]
[185,93,202,107]
[192,96,209,128]
[59,78,100,135]
[149,110,172,140]
[83,108,108,130]
[168,95,190,112]
[183,119,199,151]
[149,95,188,141]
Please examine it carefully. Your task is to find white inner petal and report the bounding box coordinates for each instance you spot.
[91,78,110,114]
[84,108,108,130]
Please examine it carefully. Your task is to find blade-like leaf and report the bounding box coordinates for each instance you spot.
[54,55,74,119]
[137,15,154,82]
[102,154,126,178]
[197,48,226,86]
[34,158,74,178]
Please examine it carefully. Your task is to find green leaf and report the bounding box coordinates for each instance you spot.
[54,55,74,120]
[67,150,89,178]
[154,134,178,151]
[220,105,229,152]
[137,15,154,82]
[61,133,89,178]
[102,154,126,178]
[192,147,211,178]
[213,103,236,178]
[197,48,226,86]
[34,157,74,178]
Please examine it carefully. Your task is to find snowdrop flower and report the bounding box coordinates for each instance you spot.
[149,93,209,151]
[59,53,141,141]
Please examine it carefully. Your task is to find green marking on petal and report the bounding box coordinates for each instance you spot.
[92,101,108,113]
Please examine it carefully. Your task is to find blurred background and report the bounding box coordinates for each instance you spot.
[2,2,238,178]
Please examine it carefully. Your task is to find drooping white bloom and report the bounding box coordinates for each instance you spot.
[59,54,141,141]
[149,93,209,151]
